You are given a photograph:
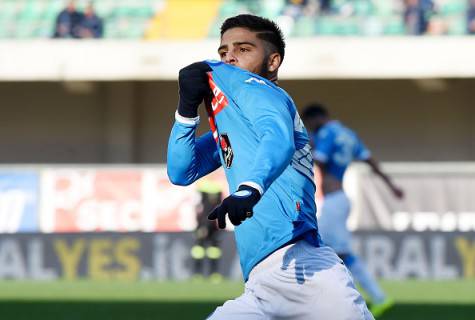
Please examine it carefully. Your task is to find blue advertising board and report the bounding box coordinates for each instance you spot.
[0,172,39,232]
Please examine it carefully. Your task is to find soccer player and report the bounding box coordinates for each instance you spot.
[302,103,404,318]
[191,179,223,282]
[167,14,373,319]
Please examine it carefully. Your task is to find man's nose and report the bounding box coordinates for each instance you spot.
[224,52,237,65]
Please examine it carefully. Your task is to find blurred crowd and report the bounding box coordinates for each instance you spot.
[48,0,475,39]
[53,0,103,38]
[275,0,475,35]
[468,0,475,33]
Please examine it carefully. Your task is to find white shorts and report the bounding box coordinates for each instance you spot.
[207,240,373,320]
[318,190,353,254]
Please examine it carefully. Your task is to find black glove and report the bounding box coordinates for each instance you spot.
[177,62,212,118]
[208,185,261,229]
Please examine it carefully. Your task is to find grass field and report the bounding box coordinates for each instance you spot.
[0,280,474,319]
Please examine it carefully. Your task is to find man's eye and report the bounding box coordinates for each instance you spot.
[240,47,249,53]
[219,52,226,58]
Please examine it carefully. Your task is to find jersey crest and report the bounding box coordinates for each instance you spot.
[219,133,234,168]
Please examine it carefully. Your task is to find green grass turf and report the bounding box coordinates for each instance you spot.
[0,280,473,319]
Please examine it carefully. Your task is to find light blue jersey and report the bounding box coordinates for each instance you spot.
[167,61,320,281]
[312,121,371,181]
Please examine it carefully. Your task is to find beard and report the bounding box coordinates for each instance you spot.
[258,53,278,82]
[258,59,270,78]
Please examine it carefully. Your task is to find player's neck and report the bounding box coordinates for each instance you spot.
[268,74,278,84]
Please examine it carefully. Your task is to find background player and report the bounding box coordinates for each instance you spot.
[302,102,404,317]
[168,14,373,320]
[191,178,223,282]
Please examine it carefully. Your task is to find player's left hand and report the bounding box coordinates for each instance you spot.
[208,185,261,229]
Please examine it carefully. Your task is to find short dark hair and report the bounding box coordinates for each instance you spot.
[221,14,285,62]
[302,103,329,120]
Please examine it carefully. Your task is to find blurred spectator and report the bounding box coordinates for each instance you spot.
[468,0,475,34]
[283,0,309,18]
[53,0,82,38]
[319,0,333,14]
[78,3,104,38]
[403,0,434,35]
[427,16,448,35]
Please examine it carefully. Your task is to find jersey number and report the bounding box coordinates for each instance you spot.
[333,132,355,166]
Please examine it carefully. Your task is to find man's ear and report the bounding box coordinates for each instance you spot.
[267,53,281,73]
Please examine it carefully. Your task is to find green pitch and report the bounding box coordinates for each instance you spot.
[0,280,474,320]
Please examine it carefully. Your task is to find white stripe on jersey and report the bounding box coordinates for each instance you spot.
[291,144,314,182]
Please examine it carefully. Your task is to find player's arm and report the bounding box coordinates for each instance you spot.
[363,157,404,199]
[167,62,221,186]
[167,115,221,186]
[311,126,341,195]
[311,126,333,171]
[354,135,404,199]
[312,155,327,177]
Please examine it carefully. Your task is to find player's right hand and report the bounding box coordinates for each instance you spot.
[177,62,212,118]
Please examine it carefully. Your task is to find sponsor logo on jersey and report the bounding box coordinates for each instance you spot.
[245,77,269,87]
[205,73,229,145]
[219,133,234,169]
[207,73,229,116]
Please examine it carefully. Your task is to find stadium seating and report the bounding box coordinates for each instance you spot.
[0,0,470,39]
[0,0,159,39]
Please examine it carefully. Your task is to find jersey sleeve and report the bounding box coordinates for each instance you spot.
[353,134,371,161]
[312,126,334,163]
[236,86,296,194]
[167,112,221,186]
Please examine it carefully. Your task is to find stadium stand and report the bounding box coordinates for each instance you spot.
[0,0,159,39]
[0,0,471,39]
